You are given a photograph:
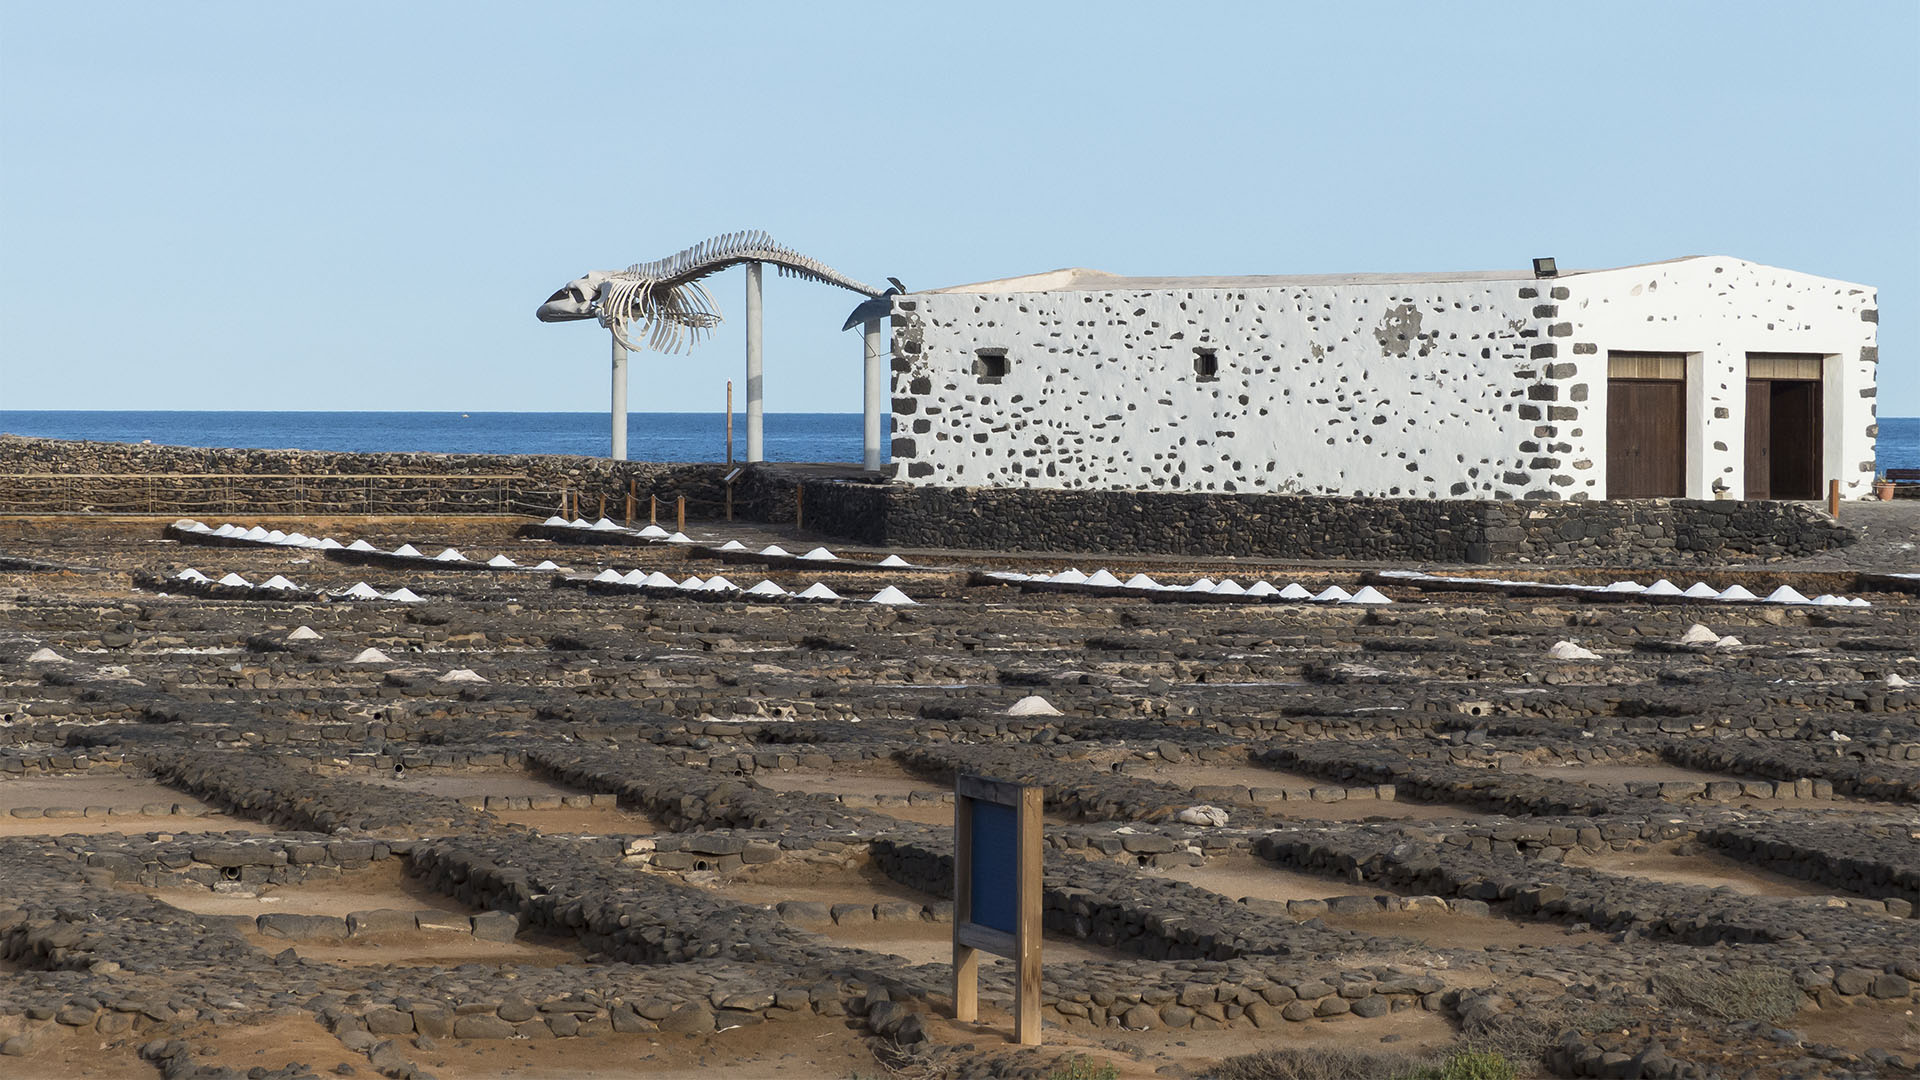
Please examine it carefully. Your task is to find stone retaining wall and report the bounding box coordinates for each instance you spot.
[799,481,1850,564]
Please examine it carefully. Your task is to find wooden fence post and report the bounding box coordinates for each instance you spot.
[650,495,657,525]
[1828,478,1841,519]
[626,480,636,525]
[676,496,686,533]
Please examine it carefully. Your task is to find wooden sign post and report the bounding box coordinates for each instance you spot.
[952,774,1043,1046]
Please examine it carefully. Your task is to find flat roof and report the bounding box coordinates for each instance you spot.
[920,257,1709,295]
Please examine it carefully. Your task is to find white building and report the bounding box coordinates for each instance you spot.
[887,256,1878,500]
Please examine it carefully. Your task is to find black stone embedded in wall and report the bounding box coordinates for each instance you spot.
[797,483,1851,565]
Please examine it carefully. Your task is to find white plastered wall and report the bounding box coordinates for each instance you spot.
[891,280,1572,498]
[1569,257,1879,499]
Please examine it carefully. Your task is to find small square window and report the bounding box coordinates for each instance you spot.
[1194,348,1219,381]
[973,349,1008,381]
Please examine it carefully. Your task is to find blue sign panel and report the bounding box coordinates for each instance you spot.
[968,799,1019,935]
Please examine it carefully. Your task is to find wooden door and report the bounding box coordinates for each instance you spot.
[1607,379,1685,497]
[1745,380,1772,499]
[1768,380,1822,499]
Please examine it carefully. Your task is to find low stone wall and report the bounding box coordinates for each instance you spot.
[799,481,1851,564]
[0,436,732,518]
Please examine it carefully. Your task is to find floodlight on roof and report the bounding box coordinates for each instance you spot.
[1532,257,1558,279]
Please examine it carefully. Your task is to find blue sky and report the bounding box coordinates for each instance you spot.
[2,2,1915,415]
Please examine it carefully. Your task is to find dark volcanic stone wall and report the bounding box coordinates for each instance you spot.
[799,482,1850,565]
[0,436,731,517]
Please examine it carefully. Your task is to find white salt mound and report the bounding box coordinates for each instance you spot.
[867,586,917,606]
[242,527,270,541]
[346,540,376,552]
[340,583,381,600]
[349,648,392,663]
[1006,695,1060,716]
[1678,624,1720,646]
[678,576,706,590]
[212,524,238,537]
[1714,635,1743,649]
[759,545,791,557]
[799,547,838,561]
[532,560,560,571]
[665,532,692,544]
[25,647,67,663]
[1717,584,1758,601]
[796,583,842,601]
[1811,594,1847,607]
[216,573,250,587]
[594,569,623,583]
[317,538,343,550]
[719,540,748,552]
[1765,585,1811,604]
[175,568,209,582]
[1123,573,1161,590]
[1887,673,1912,689]
[391,544,422,558]
[287,626,322,642]
[1643,579,1683,597]
[1602,580,1645,594]
[620,569,648,585]
[1682,582,1719,598]
[637,524,669,539]
[747,580,788,597]
[1052,569,1090,585]
[877,554,912,567]
[1245,581,1279,597]
[1085,569,1123,587]
[1181,577,1216,592]
[260,575,299,591]
[592,517,622,531]
[1176,805,1230,827]
[438,668,487,683]
[1829,730,1852,743]
[703,576,737,591]
[1312,585,1351,602]
[172,518,204,532]
[487,555,518,568]
[543,516,569,527]
[384,588,424,603]
[1212,579,1247,596]
[1278,583,1312,600]
[434,548,465,562]
[643,572,678,588]
[569,518,591,529]
[265,530,288,543]
[284,532,311,546]
[1343,585,1393,605]
[1548,640,1601,661]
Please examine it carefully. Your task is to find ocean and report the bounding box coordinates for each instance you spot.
[0,411,870,463]
[1,411,1917,471]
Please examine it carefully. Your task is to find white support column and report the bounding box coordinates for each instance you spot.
[610,337,629,461]
[862,318,884,471]
[745,261,764,462]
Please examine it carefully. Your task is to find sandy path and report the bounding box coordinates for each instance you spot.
[1565,847,1872,899]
